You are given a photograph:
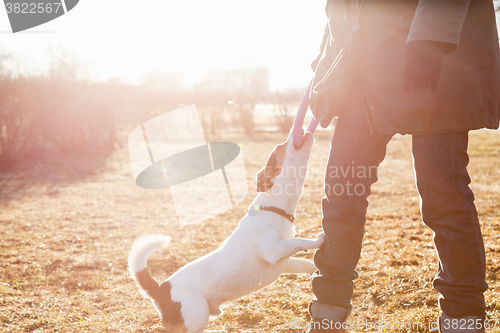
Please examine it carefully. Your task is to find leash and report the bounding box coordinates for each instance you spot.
[248,204,294,223]
[292,79,320,147]
[294,0,363,146]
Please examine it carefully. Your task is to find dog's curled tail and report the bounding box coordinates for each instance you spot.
[128,234,171,300]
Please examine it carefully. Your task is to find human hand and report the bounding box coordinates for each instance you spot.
[403,41,454,91]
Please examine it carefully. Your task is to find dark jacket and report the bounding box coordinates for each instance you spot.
[310,0,500,135]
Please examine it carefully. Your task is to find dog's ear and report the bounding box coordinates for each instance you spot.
[256,150,281,192]
[256,168,274,192]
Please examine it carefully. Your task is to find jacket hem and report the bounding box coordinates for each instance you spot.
[372,119,500,135]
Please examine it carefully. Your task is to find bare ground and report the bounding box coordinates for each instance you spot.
[0,129,499,332]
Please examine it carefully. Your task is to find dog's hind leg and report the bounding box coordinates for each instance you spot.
[181,296,211,333]
[283,257,317,275]
[209,306,223,317]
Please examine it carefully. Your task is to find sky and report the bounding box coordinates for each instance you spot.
[0,0,327,90]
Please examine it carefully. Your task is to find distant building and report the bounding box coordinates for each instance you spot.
[201,68,270,95]
[143,71,184,92]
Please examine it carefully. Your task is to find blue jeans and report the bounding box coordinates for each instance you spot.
[312,93,488,320]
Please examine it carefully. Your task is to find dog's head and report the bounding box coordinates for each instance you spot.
[256,127,314,192]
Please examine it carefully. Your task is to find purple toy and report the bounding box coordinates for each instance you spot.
[292,80,319,147]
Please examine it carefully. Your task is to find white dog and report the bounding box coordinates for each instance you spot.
[128,129,324,333]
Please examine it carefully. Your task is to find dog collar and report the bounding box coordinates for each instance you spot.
[249,204,294,223]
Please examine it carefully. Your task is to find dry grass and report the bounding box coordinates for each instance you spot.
[0,128,499,332]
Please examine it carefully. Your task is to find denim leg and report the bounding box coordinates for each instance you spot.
[311,96,393,311]
[412,133,487,318]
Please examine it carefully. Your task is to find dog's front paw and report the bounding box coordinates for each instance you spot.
[314,232,325,248]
